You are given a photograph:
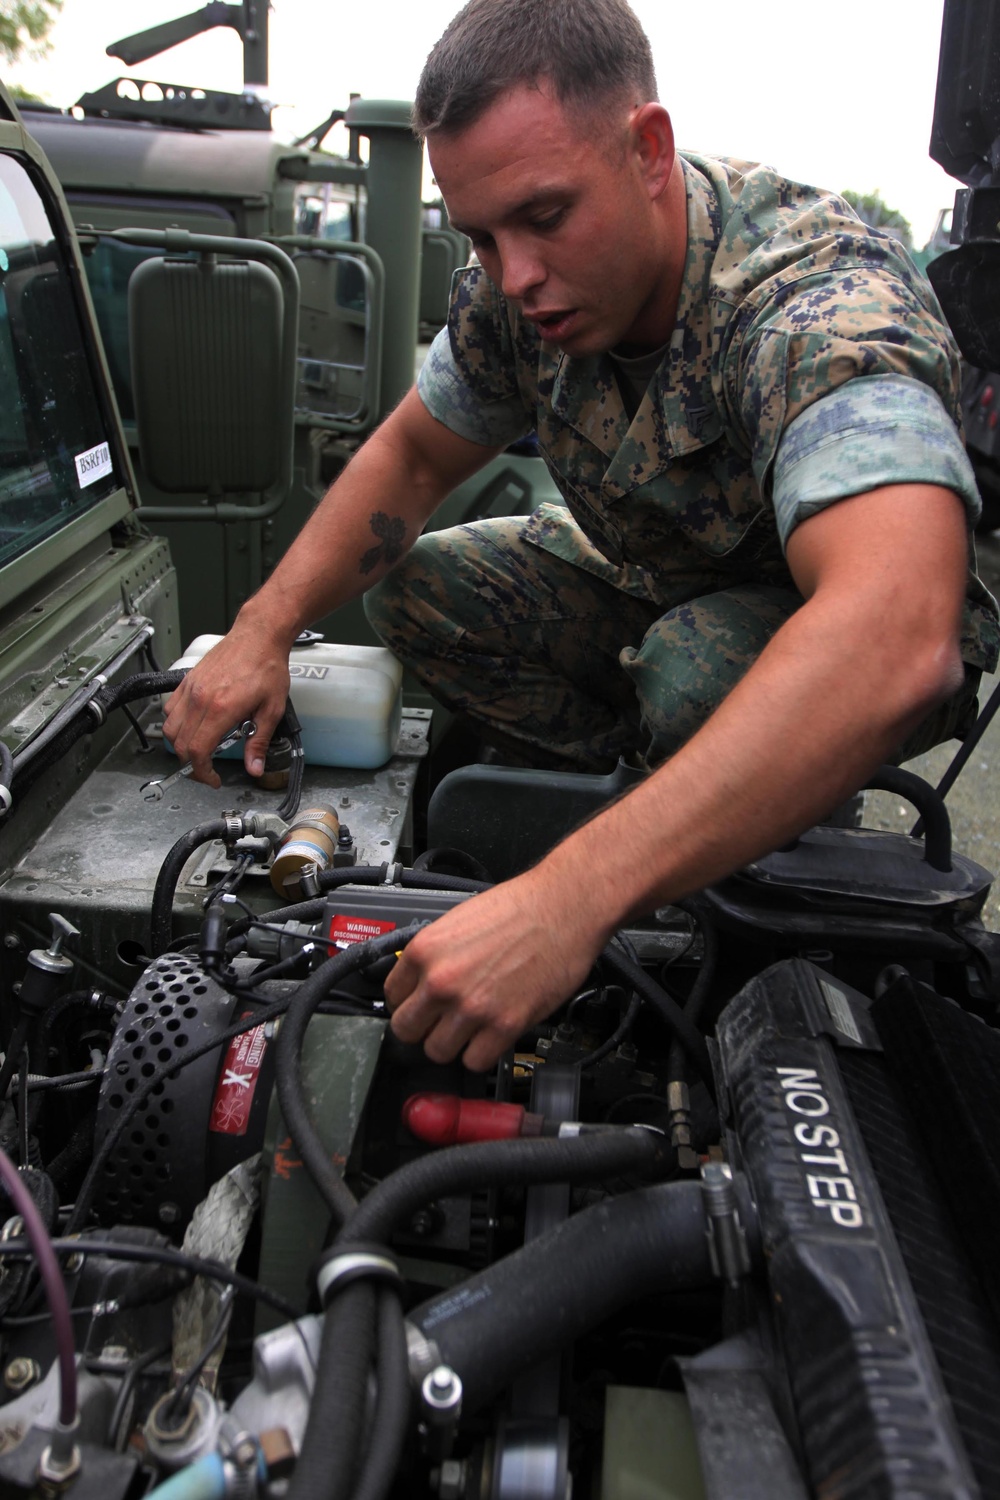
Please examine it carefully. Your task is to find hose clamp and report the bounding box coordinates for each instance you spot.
[701,1161,751,1287]
[0,785,10,815]
[382,862,403,885]
[314,1245,402,1308]
[223,815,246,843]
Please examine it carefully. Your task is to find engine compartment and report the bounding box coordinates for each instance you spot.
[0,672,998,1500]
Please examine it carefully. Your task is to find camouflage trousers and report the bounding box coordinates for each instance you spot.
[365,518,980,773]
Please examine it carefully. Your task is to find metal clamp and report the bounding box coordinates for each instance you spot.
[701,1161,751,1288]
[314,1247,402,1308]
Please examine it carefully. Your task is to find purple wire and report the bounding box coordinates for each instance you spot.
[0,1148,76,1426]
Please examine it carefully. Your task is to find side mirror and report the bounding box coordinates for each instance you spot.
[266,235,384,435]
[119,228,299,522]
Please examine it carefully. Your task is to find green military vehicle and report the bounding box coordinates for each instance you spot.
[17,1,550,643]
[0,2,998,1497]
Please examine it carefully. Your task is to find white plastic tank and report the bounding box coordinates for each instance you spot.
[167,634,404,769]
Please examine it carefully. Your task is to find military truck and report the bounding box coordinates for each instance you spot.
[0,2,998,1497]
[16,1,552,643]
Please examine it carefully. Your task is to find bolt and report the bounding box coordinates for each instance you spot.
[3,934,20,951]
[536,1036,552,1053]
[338,826,352,847]
[340,796,351,808]
[4,1357,39,1394]
[422,1365,462,1415]
[409,1208,435,1238]
[158,1201,180,1225]
[436,1458,467,1499]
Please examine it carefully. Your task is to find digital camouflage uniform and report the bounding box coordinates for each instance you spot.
[366,153,1000,771]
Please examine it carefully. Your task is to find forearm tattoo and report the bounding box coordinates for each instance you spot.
[359,511,406,576]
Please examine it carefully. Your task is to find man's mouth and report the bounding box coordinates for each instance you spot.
[529,309,578,341]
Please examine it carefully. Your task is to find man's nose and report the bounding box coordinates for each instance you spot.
[498,239,545,302]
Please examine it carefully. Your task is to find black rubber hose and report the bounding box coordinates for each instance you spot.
[668,906,719,1084]
[274,926,424,1229]
[411,1176,755,1413]
[580,992,641,1069]
[42,989,118,1035]
[8,671,187,806]
[350,1287,410,1500]
[93,671,184,716]
[0,1016,31,1111]
[860,765,951,868]
[339,1126,663,1248]
[151,820,231,956]
[600,945,716,1101]
[287,1282,377,1500]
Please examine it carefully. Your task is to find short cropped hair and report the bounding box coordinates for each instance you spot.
[413,0,658,137]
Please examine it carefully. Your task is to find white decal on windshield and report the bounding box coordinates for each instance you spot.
[74,441,112,488]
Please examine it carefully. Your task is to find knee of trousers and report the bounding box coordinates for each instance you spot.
[621,587,802,760]
[363,533,475,667]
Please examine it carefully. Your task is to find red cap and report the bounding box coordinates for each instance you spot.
[402,1093,542,1145]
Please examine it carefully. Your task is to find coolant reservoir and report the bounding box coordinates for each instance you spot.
[168,634,404,769]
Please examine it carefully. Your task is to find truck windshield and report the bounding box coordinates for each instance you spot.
[0,153,121,573]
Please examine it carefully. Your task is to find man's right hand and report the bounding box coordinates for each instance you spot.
[161,617,292,786]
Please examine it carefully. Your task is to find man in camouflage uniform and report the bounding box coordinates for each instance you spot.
[165,0,998,1070]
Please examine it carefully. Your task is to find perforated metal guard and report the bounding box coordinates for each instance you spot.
[95,955,237,1229]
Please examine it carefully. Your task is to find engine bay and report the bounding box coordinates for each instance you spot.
[0,666,998,1500]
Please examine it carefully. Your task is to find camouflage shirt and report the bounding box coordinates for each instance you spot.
[418,152,999,672]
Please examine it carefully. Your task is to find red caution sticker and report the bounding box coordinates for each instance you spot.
[328,914,396,949]
[210,1016,268,1136]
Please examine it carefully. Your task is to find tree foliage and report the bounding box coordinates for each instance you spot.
[0,1,62,64]
[841,188,913,251]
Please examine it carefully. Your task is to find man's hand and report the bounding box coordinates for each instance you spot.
[162,618,292,786]
[383,871,608,1071]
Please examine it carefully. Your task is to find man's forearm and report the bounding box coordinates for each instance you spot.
[540,582,962,945]
[237,390,495,648]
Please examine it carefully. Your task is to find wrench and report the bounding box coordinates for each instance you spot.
[141,720,257,801]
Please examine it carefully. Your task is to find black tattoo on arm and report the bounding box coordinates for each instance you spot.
[359,512,407,576]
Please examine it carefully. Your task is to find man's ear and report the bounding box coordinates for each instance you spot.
[630,103,675,201]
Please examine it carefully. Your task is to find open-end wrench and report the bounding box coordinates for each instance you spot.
[140,720,257,801]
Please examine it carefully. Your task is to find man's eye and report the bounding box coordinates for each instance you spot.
[469,234,495,254]
[532,210,565,232]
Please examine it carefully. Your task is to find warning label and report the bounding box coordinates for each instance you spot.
[329,913,396,949]
[209,1017,268,1136]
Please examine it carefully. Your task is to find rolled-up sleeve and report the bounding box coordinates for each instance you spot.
[771,373,981,549]
[417,326,529,447]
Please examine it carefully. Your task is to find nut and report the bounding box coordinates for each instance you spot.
[4,1358,39,1395]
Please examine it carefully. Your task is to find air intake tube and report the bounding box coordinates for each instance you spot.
[407,1174,760,1414]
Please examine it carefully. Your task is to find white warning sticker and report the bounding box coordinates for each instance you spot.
[74,441,112,489]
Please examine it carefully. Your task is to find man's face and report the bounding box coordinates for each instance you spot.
[428,82,674,357]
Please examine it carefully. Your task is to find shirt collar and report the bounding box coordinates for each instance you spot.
[548,155,724,484]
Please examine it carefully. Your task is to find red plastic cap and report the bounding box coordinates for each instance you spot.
[402,1093,530,1145]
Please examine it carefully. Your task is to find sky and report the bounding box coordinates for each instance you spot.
[7,0,961,247]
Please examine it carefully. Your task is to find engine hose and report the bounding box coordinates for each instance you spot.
[274,926,424,1228]
[286,1282,377,1500]
[8,671,187,807]
[668,907,720,1084]
[0,1016,31,1111]
[350,1287,410,1500]
[151,820,232,956]
[339,1126,664,1247]
[410,1175,758,1414]
[293,1133,660,1500]
[601,944,716,1101]
[42,989,118,1035]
